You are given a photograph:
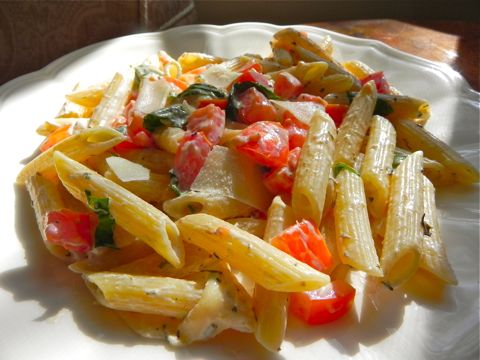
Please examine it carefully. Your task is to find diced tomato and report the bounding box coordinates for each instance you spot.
[198,98,228,110]
[45,209,97,253]
[235,121,289,168]
[360,71,391,94]
[274,72,303,99]
[325,104,349,128]
[263,147,301,194]
[235,69,270,87]
[290,280,356,325]
[174,132,212,190]
[113,100,154,151]
[271,219,332,272]
[39,125,71,152]
[187,104,225,146]
[237,87,278,124]
[297,93,328,107]
[283,114,309,149]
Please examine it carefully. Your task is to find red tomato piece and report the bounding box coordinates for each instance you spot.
[235,121,289,168]
[290,280,356,325]
[198,98,228,110]
[263,147,301,194]
[39,125,71,152]
[235,61,262,74]
[186,104,225,146]
[271,220,332,272]
[237,87,278,124]
[283,114,309,149]
[45,209,97,253]
[113,100,154,150]
[236,69,271,87]
[297,93,328,107]
[325,104,349,128]
[274,72,304,99]
[174,132,212,190]
[360,71,391,94]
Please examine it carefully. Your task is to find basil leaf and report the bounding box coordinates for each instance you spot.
[85,190,116,248]
[176,83,226,100]
[143,104,190,132]
[374,98,394,117]
[333,162,359,177]
[345,92,393,117]
[226,81,281,121]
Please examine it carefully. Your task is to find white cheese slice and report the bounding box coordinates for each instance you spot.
[271,99,325,125]
[134,78,171,114]
[191,146,273,212]
[106,156,150,182]
[199,64,240,90]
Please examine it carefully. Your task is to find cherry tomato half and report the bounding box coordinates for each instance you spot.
[360,72,391,94]
[290,280,356,325]
[45,209,97,253]
[237,87,278,124]
[186,104,225,146]
[274,72,304,99]
[235,121,289,168]
[174,132,212,190]
[271,219,332,272]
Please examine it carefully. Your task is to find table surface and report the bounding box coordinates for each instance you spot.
[309,20,479,92]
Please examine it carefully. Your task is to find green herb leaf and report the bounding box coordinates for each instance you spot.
[85,190,116,248]
[392,151,408,169]
[143,104,190,133]
[226,81,281,122]
[176,83,226,101]
[168,169,183,197]
[374,98,394,117]
[333,162,359,177]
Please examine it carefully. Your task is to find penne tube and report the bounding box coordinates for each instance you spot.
[360,115,396,218]
[163,192,254,220]
[253,196,292,352]
[292,110,336,225]
[334,81,377,166]
[309,74,355,97]
[53,151,184,268]
[334,170,382,276]
[24,173,72,260]
[16,127,124,184]
[117,148,174,175]
[381,151,424,288]
[420,176,457,284]
[394,118,479,185]
[84,272,202,318]
[342,60,402,95]
[65,82,108,108]
[89,70,134,127]
[176,214,330,292]
[118,311,181,342]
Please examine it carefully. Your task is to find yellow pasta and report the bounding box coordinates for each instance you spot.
[53,151,184,268]
[292,110,336,225]
[176,214,330,292]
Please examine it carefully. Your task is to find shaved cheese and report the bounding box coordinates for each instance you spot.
[271,100,325,125]
[106,156,150,182]
[200,64,240,90]
[191,146,273,212]
[134,78,171,114]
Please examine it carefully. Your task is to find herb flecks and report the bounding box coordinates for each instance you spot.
[421,213,433,237]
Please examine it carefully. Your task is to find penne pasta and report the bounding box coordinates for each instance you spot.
[381,151,424,288]
[334,170,382,276]
[292,110,336,225]
[176,214,331,292]
[84,272,202,317]
[16,127,124,184]
[360,115,396,218]
[226,217,267,238]
[53,151,184,268]
[420,176,457,284]
[334,81,377,166]
[394,118,479,185]
[152,127,185,154]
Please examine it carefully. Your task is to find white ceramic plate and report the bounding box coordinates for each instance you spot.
[0,23,478,360]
